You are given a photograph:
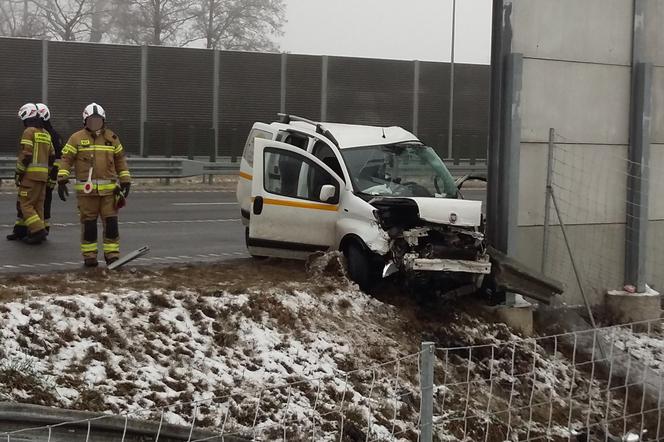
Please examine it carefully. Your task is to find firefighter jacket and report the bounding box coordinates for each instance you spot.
[57,128,131,196]
[45,122,64,187]
[16,127,55,183]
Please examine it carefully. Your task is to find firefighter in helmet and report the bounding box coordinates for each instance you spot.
[57,103,131,267]
[8,103,55,244]
[35,103,64,235]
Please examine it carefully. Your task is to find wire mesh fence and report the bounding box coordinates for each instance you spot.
[534,130,664,308]
[432,319,664,442]
[2,320,663,441]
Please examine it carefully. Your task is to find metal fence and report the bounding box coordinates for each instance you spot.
[0,37,490,162]
[2,319,662,441]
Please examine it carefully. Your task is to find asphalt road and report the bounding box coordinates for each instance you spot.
[0,188,247,274]
[0,187,486,274]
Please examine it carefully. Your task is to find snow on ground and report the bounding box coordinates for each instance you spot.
[0,255,662,441]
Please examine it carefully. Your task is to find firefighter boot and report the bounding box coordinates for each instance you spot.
[23,229,48,245]
[7,224,27,241]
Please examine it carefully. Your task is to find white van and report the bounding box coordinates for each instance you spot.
[236,114,490,293]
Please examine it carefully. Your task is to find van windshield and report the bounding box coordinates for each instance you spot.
[341,144,458,198]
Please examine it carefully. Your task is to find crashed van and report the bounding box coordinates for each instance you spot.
[236,114,490,296]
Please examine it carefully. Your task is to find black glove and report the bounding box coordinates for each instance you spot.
[14,172,23,187]
[57,182,69,201]
[120,182,131,198]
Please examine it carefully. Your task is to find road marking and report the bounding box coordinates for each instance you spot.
[172,202,237,206]
[0,219,240,228]
[0,251,249,272]
[0,190,233,196]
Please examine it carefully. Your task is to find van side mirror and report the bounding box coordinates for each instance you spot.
[319,184,336,203]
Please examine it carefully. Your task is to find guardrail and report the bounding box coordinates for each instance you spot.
[0,157,487,181]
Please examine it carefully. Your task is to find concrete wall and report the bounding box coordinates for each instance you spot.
[508,0,664,305]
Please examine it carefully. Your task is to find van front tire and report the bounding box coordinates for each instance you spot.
[344,241,380,291]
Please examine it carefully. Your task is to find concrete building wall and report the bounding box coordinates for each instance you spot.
[507,0,664,305]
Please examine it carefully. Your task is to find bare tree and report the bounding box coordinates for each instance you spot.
[108,0,197,46]
[32,0,94,41]
[193,0,284,51]
[0,0,44,37]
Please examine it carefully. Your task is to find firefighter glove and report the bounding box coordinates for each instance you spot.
[120,182,131,198]
[14,172,22,187]
[57,182,69,201]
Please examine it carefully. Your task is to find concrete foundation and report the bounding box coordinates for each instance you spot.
[487,304,534,336]
[606,286,662,331]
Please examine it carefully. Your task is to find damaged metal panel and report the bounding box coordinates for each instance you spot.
[404,255,491,274]
[488,246,563,305]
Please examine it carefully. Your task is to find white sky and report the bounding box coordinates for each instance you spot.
[279,0,493,64]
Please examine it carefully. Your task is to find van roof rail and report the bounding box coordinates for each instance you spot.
[277,113,317,126]
[277,113,339,147]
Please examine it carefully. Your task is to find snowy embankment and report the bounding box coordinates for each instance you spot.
[0,255,662,441]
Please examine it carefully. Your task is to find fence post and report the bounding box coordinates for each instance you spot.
[212,49,220,160]
[447,0,456,160]
[541,127,554,274]
[280,53,287,113]
[320,55,328,121]
[140,45,148,157]
[187,125,196,160]
[142,121,149,158]
[41,39,48,102]
[419,341,435,442]
[412,60,420,136]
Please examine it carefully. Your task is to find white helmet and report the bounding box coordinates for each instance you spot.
[18,103,38,121]
[35,103,51,121]
[82,102,106,123]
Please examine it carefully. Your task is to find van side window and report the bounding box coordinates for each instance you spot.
[277,130,311,149]
[263,148,339,204]
[242,129,272,166]
[312,140,345,182]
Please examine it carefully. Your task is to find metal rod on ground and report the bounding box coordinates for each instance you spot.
[549,188,598,330]
[541,128,555,274]
[419,342,434,442]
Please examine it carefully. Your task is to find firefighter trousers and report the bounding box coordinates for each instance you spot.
[18,178,47,234]
[78,195,120,261]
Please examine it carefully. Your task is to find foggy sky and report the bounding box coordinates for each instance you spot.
[279,0,492,64]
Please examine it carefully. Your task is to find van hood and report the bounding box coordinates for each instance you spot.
[369,197,482,228]
[408,197,482,227]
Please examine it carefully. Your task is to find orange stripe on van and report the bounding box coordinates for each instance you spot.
[263,198,338,211]
[239,171,253,180]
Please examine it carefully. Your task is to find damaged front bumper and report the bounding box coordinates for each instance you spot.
[402,254,492,274]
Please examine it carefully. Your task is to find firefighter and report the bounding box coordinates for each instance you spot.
[9,103,55,245]
[57,103,131,267]
[35,103,64,235]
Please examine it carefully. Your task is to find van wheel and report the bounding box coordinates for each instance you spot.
[344,241,379,291]
[245,227,268,260]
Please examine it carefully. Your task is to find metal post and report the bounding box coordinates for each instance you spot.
[140,45,148,157]
[500,52,522,307]
[550,190,598,330]
[447,0,456,160]
[280,52,287,114]
[487,0,512,249]
[419,341,435,442]
[212,49,220,160]
[625,62,652,293]
[187,125,196,160]
[624,0,652,293]
[41,39,48,102]
[320,55,328,122]
[499,53,522,257]
[412,60,420,136]
[541,128,555,274]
